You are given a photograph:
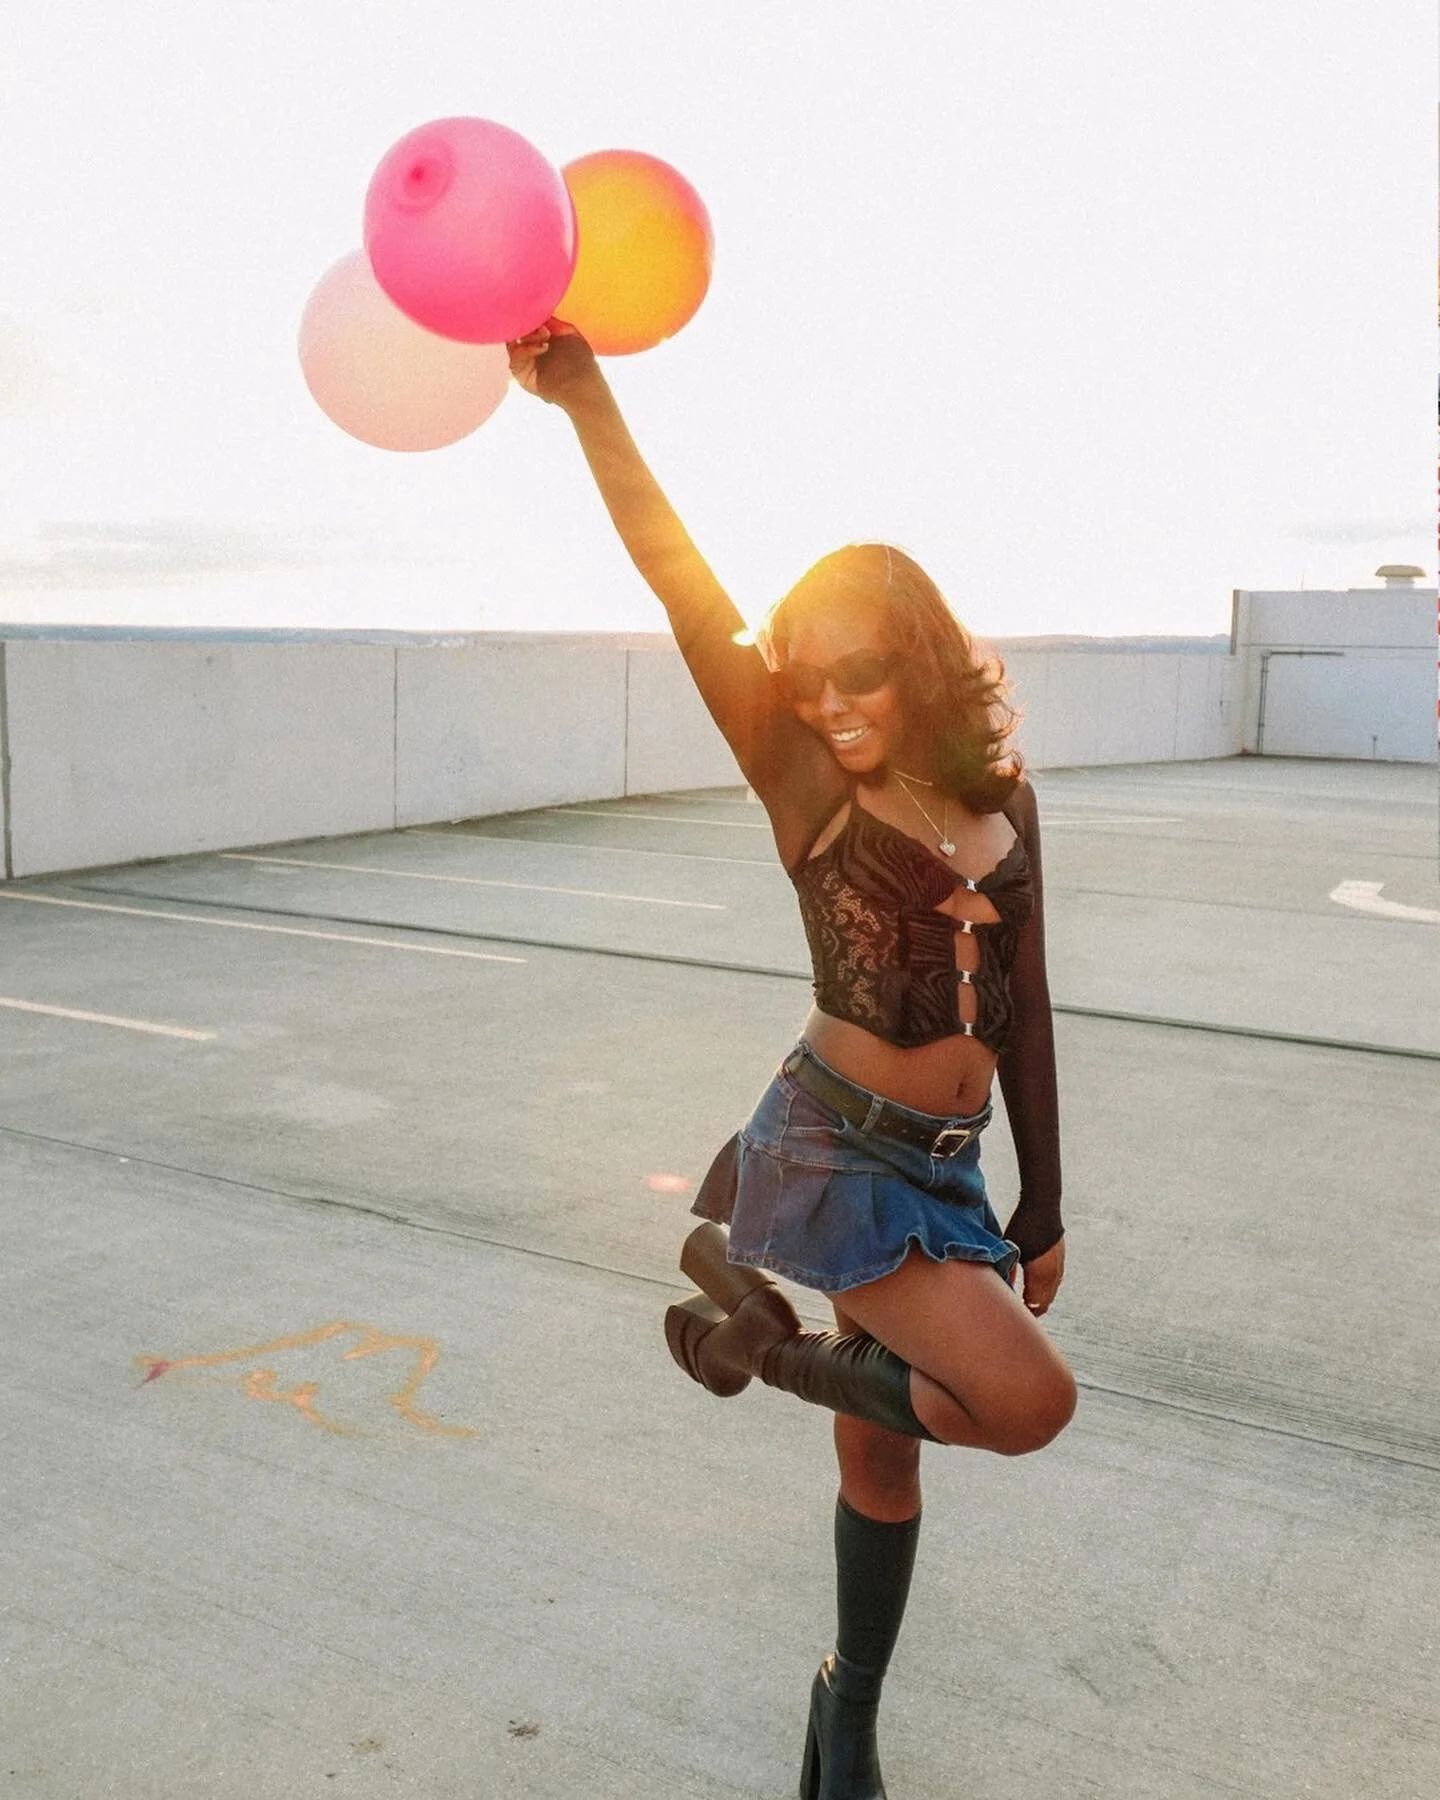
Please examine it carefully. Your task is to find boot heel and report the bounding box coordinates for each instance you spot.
[798,1706,820,1800]
[680,1221,797,1320]
[663,1294,751,1396]
[799,1656,887,1798]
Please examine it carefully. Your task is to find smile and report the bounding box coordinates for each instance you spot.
[829,726,871,745]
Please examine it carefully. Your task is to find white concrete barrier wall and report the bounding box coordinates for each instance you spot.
[622,643,742,795]
[2,629,1243,880]
[395,636,630,826]
[1004,649,1240,770]
[1233,588,1437,762]
[2,638,396,880]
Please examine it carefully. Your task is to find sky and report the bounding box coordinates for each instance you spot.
[0,1,1432,641]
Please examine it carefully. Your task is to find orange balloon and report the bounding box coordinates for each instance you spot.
[556,150,713,355]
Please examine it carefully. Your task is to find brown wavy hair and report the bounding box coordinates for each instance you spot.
[758,543,1024,813]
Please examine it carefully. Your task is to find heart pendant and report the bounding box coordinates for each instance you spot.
[939,838,957,856]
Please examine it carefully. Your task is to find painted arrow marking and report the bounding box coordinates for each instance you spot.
[1330,880,1440,925]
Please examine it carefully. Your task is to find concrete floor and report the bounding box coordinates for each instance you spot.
[1,756,1437,1799]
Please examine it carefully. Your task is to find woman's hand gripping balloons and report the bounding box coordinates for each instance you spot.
[506,322,598,409]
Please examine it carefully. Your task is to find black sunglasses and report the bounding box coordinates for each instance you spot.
[775,651,901,704]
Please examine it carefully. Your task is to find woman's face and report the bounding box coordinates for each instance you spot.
[782,598,904,776]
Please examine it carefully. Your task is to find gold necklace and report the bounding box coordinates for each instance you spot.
[892,770,955,857]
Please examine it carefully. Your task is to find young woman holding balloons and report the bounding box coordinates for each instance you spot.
[509,323,1074,1800]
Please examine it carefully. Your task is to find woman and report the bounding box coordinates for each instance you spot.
[509,324,1074,1800]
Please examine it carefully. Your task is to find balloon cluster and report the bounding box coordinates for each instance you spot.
[300,117,713,452]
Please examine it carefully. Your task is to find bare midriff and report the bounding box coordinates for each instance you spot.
[795,793,1009,1118]
[802,1008,999,1119]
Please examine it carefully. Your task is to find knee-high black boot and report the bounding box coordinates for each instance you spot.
[663,1223,937,1441]
[801,1497,921,1800]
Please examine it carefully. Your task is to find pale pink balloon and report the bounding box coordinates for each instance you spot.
[298,251,511,452]
[364,117,577,344]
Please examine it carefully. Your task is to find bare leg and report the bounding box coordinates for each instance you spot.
[830,1251,1077,1455]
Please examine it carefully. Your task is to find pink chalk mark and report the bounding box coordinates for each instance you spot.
[646,1172,692,1195]
[141,1360,171,1384]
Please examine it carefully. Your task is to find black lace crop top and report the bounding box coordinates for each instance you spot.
[791,801,1034,1053]
[656,584,1063,1261]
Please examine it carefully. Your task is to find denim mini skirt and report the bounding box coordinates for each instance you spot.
[691,1041,1020,1294]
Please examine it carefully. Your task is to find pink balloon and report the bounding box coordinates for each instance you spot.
[364,117,577,344]
[299,251,511,451]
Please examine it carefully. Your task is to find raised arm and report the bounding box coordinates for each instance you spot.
[510,326,780,783]
[997,778,1065,1311]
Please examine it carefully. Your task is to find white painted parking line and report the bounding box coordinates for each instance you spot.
[1330,880,1440,925]
[1045,814,1184,826]
[406,830,772,869]
[648,792,759,807]
[548,808,772,830]
[219,852,725,909]
[551,806,1179,831]
[0,996,216,1041]
[0,892,528,961]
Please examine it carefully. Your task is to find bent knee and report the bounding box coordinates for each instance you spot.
[926,1364,1077,1456]
[990,1367,1078,1457]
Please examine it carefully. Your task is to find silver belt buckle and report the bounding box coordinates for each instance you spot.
[930,1124,974,1158]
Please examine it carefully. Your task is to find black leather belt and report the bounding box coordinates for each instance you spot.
[782,1047,991,1158]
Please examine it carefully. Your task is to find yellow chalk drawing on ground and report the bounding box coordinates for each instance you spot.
[135,1320,480,1439]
